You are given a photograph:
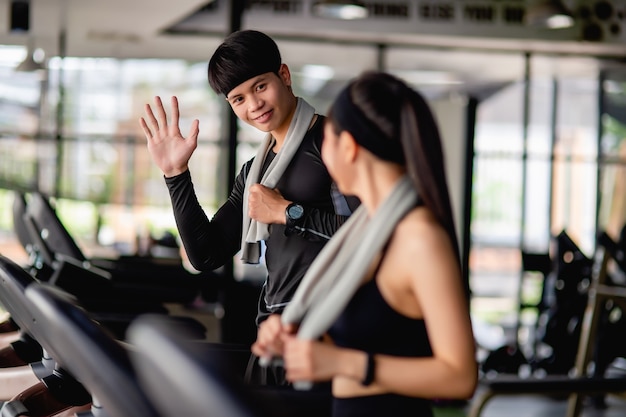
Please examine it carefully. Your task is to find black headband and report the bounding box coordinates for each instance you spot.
[333,87,404,164]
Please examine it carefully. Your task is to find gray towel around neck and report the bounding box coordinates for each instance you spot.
[240,98,316,264]
[280,175,418,339]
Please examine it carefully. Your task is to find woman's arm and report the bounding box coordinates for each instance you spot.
[365,213,477,399]
[252,314,298,360]
[282,210,478,400]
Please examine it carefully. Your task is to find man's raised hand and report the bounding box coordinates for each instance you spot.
[139,96,199,177]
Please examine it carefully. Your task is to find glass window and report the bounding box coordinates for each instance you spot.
[552,78,598,255]
[598,69,626,240]
[0,42,619,345]
[470,80,525,332]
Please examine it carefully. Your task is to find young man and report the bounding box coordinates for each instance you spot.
[139,30,358,386]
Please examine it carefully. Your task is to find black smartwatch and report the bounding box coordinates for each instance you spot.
[285,203,304,229]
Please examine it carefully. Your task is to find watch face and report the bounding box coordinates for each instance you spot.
[288,204,304,220]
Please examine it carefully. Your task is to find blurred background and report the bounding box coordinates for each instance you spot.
[0,0,625,363]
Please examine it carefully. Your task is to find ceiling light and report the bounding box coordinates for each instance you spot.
[312,1,368,20]
[525,0,574,29]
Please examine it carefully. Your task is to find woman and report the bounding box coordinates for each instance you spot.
[252,71,477,416]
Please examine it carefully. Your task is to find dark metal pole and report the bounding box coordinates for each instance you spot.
[219,0,248,345]
[521,51,530,251]
[594,69,606,252]
[226,0,246,197]
[376,43,386,71]
[54,27,66,198]
[514,51,531,341]
[548,78,557,239]
[462,98,478,299]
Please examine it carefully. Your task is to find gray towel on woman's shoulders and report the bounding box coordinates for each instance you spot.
[281,176,418,338]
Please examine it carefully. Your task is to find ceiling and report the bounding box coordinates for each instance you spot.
[1,0,625,98]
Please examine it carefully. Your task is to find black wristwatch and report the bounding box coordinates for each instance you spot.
[285,203,304,229]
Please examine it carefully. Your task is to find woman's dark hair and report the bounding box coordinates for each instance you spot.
[328,71,466,295]
[208,30,282,96]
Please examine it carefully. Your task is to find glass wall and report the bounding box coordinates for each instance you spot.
[0,43,619,345]
[0,50,227,263]
[598,68,626,241]
[470,77,526,346]
[468,54,606,361]
[552,77,599,255]
[0,45,355,268]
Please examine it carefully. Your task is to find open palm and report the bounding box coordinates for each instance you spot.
[139,96,199,177]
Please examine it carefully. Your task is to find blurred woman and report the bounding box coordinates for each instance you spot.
[252,71,477,417]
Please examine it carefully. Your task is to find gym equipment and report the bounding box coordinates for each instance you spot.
[471,227,626,417]
[128,314,333,417]
[128,314,268,417]
[15,191,209,304]
[11,282,159,416]
[531,231,594,375]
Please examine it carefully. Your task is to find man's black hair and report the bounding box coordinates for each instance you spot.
[208,30,282,96]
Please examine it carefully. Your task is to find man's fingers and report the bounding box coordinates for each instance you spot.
[187,119,200,144]
[170,96,180,128]
[144,103,159,130]
[154,96,169,129]
[138,118,152,140]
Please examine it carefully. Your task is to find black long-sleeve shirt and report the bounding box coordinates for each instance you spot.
[165,115,359,324]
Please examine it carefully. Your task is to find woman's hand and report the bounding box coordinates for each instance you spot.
[282,335,343,383]
[251,314,297,361]
[139,96,199,177]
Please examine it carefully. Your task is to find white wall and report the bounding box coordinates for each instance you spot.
[430,96,470,256]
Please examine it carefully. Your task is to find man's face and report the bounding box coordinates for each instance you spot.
[225,64,295,135]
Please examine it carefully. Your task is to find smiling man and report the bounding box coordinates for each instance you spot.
[139,30,359,388]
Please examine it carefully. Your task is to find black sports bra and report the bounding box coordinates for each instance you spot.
[327,273,432,357]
